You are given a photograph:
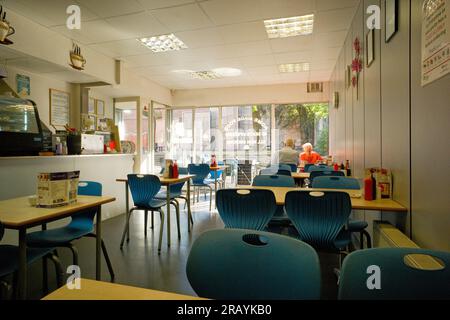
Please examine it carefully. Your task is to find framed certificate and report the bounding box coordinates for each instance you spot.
[49,89,70,127]
[96,99,105,115]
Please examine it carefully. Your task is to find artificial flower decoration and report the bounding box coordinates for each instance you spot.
[351,37,363,98]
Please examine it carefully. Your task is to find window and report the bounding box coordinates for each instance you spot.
[153,103,169,173]
[194,107,220,163]
[171,109,193,166]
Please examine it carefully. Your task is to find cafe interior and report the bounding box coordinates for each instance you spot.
[0,0,449,301]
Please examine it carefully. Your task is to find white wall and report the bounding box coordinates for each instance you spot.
[172,82,330,107]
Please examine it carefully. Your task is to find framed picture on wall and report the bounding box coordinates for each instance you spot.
[366,29,375,67]
[385,0,398,42]
[96,99,105,116]
[88,97,95,114]
[345,65,351,89]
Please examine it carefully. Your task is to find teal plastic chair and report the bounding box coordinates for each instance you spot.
[0,222,63,298]
[309,170,345,184]
[312,176,372,249]
[280,163,298,172]
[307,165,331,173]
[186,229,321,299]
[216,189,277,230]
[26,181,115,280]
[252,175,295,226]
[338,248,450,300]
[120,174,166,253]
[188,164,213,211]
[285,191,352,275]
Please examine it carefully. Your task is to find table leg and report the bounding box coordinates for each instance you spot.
[42,223,48,294]
[17,228,27,300]
[125,181,130,242]
[166,187,171,247]
[214,176,218,209]
[96,206,102,280]
[187,180,192,233]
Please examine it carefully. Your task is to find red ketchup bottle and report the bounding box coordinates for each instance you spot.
[173,160,179,178]
[364,175,374,201]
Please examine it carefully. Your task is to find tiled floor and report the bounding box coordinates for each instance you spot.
[7,192,339,300]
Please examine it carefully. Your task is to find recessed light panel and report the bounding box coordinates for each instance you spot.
[190,71,221,80]
[264,14,314,39]
[138,34,188,52]
[278,63,310,73]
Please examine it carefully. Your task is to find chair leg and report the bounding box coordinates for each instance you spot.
[101,239,115,281]
[144,210,148,237]
[209,186,212,211]
[173,199,181,240]
[42,256,48,295]
[179,196,193,225]
[66,244,79,266]
[120,208,135,248]
[362,230,372,248]
[47,253,64,288]
[158,209,164,254]
[0,279,9,300]
[151,210,154,229]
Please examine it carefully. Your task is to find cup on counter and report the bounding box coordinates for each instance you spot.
[28,195,37,207]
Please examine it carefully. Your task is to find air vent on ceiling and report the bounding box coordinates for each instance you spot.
[307,82,323,93]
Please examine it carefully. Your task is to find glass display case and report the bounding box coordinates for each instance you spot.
[0,97,44,156]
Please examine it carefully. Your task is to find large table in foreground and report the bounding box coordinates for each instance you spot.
[42,278,203,300]
[245,186,408,212]
[0,195,116,299]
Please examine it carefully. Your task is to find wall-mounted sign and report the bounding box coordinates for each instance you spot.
[49,89,70,127]
[421,0,450,86]
[16,74,30,97]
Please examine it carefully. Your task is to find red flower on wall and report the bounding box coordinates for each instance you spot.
[352,58,362,73]
[351,37,362,92]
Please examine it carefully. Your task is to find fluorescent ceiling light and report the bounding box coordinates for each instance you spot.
[190,71,221,80]
[264,14,314,39]
[212,68,242,77]
[278,62,310,73]
[138,33,187,52]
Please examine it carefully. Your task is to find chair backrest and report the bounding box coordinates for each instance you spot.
[216,189,277,230]
[285,191,352,250]
[338,248,450,300]
[253,175,296,187]
[260,167,292,176]
[188,164,210,184]
[280,163,298,172]
[209,170,223,180]
[0,221,4,241]
[309,170,345,183]
[70,181,103,223]
[186,229,321,299]
[127,174,161,208]
[312,176,360,190]
[307,165,332,173]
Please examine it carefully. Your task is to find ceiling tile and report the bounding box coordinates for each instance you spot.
[217,21,268,44]
[105,11,169,38]
[175,28,225,48]
[269,35,314,53]
[151,3,214,32]
[51,20,131,45]
[137,0,196,10]
[314,7,357,34]
[239,54,276,68]
[200,0,263,25]
[316,0,360,12]
[259,0,316,20]
[273,51,313,64]
[313,31,347,49]
[75,0,145,18]
[89,39,151,58]
[246,65,279,77]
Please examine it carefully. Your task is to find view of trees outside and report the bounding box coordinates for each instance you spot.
[275,103,329,156]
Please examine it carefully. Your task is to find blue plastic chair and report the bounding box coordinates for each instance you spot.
[252,175,295,226]
[285,191,352,273]
[120,174,166,253]
[216,189,277,230]
[1,222,63,298]
[338,248,450,300]
[260,166,292,176]
[312,176,372,249]
[280,163,298,172]
[186,229,321,299]
[188,164,212,211]
[309,170,345,184]
[26,181,115,280]
[307,165,332,173]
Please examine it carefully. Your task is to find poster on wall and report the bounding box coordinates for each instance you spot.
[16,74,30,97]
[49,89,70,127]
[421,0,450,86]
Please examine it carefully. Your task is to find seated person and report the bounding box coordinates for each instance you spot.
[272,138,299,165]
[300,142,323,164]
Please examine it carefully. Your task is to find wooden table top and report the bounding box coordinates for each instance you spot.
[209,165,228,171]
[292,172,310,179]
[42,279,203,300]
[243,186,407,212]
[0,195,116,229]
[116,174,195,186]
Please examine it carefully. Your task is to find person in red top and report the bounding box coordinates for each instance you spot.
[300,142,323,164]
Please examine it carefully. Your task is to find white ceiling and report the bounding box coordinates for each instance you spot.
[1,0,360,90]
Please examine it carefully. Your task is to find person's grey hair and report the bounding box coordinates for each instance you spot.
[302,142,313,149]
